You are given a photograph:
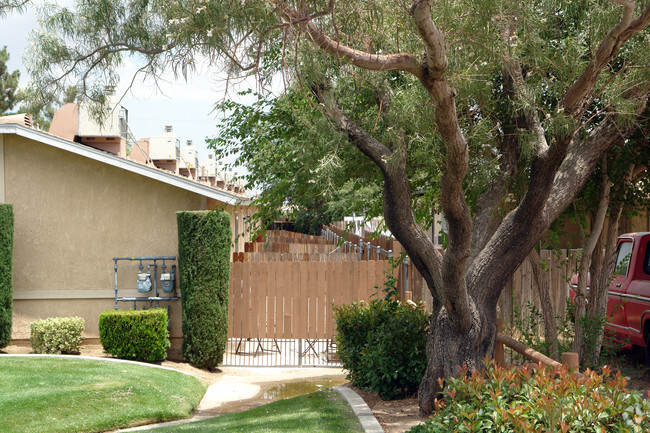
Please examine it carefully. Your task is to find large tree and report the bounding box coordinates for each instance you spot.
[26,0,650,413]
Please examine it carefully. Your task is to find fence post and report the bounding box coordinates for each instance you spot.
[376,245,381,260]
[561,352,579,371]
[404,256,409,293]
[495,319,505,366]
[359,240,363,261]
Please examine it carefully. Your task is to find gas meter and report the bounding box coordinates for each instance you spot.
[160,266,176,293]
[137,273,152,293]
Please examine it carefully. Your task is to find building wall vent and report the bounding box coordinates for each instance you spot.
[0,113,33,128]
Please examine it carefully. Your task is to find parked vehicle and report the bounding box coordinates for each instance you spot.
[569,232,650,366]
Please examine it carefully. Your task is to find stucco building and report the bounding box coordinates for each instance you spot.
[0,111,252,351]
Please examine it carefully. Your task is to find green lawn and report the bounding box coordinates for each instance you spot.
[0,356,206,433]
[149,389,364,433]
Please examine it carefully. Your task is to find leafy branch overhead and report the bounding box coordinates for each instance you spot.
[26,0,650,414]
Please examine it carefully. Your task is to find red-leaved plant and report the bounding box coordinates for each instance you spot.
[410,358,649,433]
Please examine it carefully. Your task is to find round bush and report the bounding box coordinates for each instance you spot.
[335,299,429,399]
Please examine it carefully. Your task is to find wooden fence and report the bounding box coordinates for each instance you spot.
[498,249,580,327]
[228,260,392,340]
[229,229,581,340]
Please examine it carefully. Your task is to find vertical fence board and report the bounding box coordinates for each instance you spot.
[298,261,309,339]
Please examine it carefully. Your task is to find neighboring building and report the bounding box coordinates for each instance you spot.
[0,109,253,353]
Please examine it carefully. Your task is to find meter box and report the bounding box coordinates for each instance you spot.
[160,268,176,293]
[137,273,152,292]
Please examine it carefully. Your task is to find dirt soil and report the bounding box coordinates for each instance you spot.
[347,385,427,433]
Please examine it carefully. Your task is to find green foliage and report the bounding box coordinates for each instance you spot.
[211,89,384,235]
[508,300,574,360]
[0,1,29,19]
[30,316,85,354]
[409,360,650,433]
[334,295,430,399]
[0,46,20,114]
[0,204,14,349]
[177,210,231,369]
[576,305,628,369]
[98,309,170,362]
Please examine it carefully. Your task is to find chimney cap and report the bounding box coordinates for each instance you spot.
[164,125,173,133]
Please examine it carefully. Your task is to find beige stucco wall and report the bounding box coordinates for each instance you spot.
[4,134,210,340]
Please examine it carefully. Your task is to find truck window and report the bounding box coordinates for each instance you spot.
[644,243,650,276]
[614,241,633,276]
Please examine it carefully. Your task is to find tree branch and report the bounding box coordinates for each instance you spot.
[561,1,649,117]
[311,84,445,300]
[468,87,647,306]
[410,0,447,79]
[275,1,422,77]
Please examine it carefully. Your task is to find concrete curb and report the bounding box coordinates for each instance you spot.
[335,386,384,433]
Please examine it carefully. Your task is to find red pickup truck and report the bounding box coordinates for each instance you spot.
[571,232,650,366]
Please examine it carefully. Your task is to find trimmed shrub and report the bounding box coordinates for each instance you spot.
[99,309,170,362]
[334,298,429,399]
[0,204,13,349]
[177,210,231,369]
[30,317,85,354]
[408,360,650,433]
[333,301,374,388]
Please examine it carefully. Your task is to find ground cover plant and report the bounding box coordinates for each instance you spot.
[148,389,364,433]
[408,359,650,433]
[0,357,206,433]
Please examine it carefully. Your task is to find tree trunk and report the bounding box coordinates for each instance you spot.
[418,294,497,414]
[572,160,611,360]
[529,249,559,359]
[584,163,634,366]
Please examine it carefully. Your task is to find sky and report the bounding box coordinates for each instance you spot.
[1,0,256,173]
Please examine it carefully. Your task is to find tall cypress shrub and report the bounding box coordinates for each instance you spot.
[177,210,231,369]
[0,204,14,349]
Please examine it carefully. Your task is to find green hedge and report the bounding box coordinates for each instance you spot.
[98,309,170,362]
[177,210,231,369]
[30,317,84,354]
[0,204,13,349]
[334,299,429,400]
